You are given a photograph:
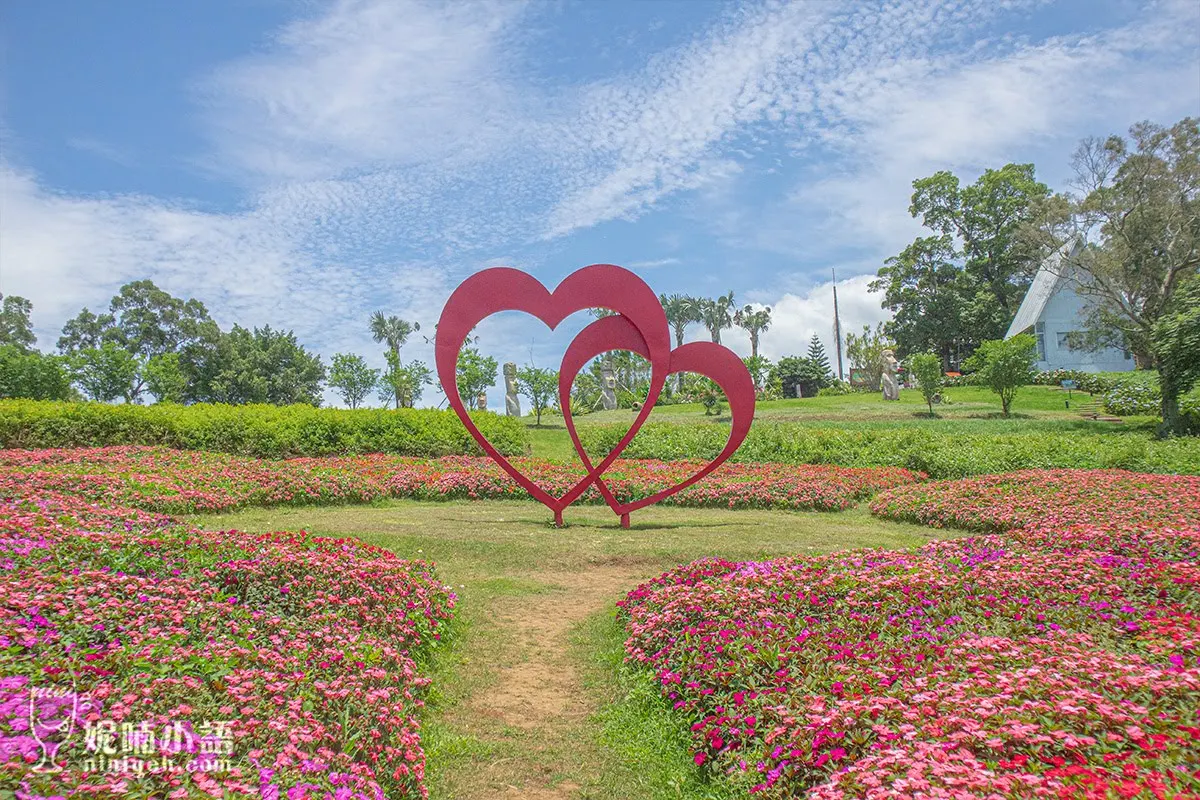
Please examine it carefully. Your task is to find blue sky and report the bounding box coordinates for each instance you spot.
[1,0,1197,407]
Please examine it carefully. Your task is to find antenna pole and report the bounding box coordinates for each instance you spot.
[832,268,845,382]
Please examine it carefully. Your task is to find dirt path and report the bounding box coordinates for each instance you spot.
[444,564,652,800]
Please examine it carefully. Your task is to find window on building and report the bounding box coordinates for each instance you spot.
[1056,331,1082,351]
[1035,322,1046,361]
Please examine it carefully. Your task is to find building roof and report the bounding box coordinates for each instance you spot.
[1005,238,1082,339]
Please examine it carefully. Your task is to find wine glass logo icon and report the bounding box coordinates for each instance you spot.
[28,681,81,774]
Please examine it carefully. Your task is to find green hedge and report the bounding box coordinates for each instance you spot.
[0,400,528,459]
[580,422,1200,478]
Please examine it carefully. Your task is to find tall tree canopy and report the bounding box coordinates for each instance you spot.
[873,164,1050,363]
[0,294,37,352]
[1032,117,1200,434]
[699,292,735,344]
[734,304,771,358]
[659,294,701,348]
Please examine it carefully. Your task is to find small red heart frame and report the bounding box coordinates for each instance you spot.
[435,264,755,526]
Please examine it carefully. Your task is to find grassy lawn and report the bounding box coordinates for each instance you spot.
[196,499,944,800]
[521,384,1161,461]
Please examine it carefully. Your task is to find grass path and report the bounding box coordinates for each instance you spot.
[197,499,946,799]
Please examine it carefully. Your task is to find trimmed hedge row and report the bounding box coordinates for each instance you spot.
[580,421,1200,478]
[0,399,528,458]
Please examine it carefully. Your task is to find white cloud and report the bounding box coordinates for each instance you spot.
[755,274,887,373]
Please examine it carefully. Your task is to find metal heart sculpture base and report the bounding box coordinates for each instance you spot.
[435,264,755,527]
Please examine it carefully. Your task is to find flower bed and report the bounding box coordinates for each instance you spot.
[618,470,1200,797]
[0,446,920,515]
[1,491,454,797]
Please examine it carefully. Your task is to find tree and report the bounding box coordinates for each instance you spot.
[698,292,735,344]
[516,365,558,425]
[907,352,945,415]
[874,164,1050,362]
[58,308,116,352]
[370,313,419,407]
[659,294,701,348]
[70,342,141,403]
[734,304,771,357]
[963,334,1037,417]
[189,325,326,406]
[144,353,187,404]
[742,355,773,393]
[806,335,830,381]
[329,353,379,409]
[379,353,431,408]
[0,346,73,400]
[1151,274,1200,435]
[454,346,497,408]
[845,323,894,391]
[1032,118,1200,435]
[871,235,971,366]
[771,356,828,398]
[58,281,213,401]
[0,294,36,352]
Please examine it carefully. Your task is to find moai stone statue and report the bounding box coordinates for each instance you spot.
[600,353,618,411]
[880,349,901,401]
[503,362,521,417]
[476,391,488,411]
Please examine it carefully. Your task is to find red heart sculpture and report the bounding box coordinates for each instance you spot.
[558,313,755,526]
[435,265,672,524]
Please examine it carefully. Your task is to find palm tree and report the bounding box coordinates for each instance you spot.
[370,312,419,408]
[734,304,772,358]
[659,294,702,348]
[698,292,735,345]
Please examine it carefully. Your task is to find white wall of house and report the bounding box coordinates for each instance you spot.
[1032,280,1134,373]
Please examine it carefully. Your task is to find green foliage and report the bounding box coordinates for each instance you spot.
[144,352,188,404]
[455,346,498,408]
[0,346,73,400]
[329,353,379,409]
[698,292,735,344]
[963,335,1037,416]
[70,341,141,402]
[771,356,827,399]
[659,294,702,347]
[1034,118,1199,434]
[183,324,326,406]
[806,335,831,379]
[0,399,529,458]
[1152,273,1200,435]
[379,354,431,409]
[817,380,852,397]
[741,355,773,393]
[579,421,1200,478]
[733,304,771,357]
[844,323,893,390]
[907,352,945,414]
[0,294,37,352]
[873,164,1049,363]
[516,365,558,425]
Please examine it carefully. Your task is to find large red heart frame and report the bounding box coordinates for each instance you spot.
[435,264,755,527]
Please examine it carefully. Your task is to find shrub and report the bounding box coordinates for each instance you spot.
[0,400,528,458]
[963,335,1037,416]
[816,381,852,397]
[579,421,1200,477]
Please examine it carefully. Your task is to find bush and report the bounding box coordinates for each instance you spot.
[0,400,528,458]
[579,421,1200,478]
[816,381,852,397]
[1032,369,1118,395]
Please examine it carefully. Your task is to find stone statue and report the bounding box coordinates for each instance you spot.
[476,391,488,411]
[600,353,618,411]
[880,349,900,401]
[503,362,521,417]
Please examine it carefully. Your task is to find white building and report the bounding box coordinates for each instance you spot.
[1004,240,1134,373]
